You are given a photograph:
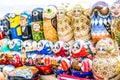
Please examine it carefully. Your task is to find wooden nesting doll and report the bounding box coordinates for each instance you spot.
[72,4,91,41]
[20,11,32,41]
[8,11,22,40]
[57,5,74,47]
[91,1,112,43]
[111,0,120,47]
[92,38,120,80]
[32,8,44,42]
[71,39,94,79]
[43,5,58,42]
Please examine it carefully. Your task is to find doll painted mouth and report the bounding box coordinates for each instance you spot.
[114,12,119,15]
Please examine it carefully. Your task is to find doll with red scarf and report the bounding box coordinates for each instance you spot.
[71,39,94,79]
[52,41,71,77]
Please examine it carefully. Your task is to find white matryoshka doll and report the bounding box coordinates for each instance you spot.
[92,38,120,80]
[57,4,74,47]
[71,39,94,79]
[72,3,91,41]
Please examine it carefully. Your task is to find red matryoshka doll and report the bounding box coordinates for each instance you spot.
[71,39,94,79]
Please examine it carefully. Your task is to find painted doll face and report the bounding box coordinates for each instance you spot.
[20,16,28,27]
[9,40,15,49]
[111,2,120,18]
[57,9,65,19]
[53,42,61,53]
[33,23,40,32]
[73,5,81,17]
[37,40,44,51]
[71,41,81,54]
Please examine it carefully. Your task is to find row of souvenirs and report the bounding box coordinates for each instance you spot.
[0,0,120,47]
[0,37,120,80]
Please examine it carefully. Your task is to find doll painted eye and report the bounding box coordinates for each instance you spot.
[33,11,38,16]
[9,13,15,18]
[97,48,100,51]
[102,48,105,51]
[47,8,52,14]
[60,11,63,14]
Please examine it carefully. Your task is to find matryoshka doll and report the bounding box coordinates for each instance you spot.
[43,5,58,42]
[8,11,22,40]
[52,41,71,77]
[57,4,74,47]
[0,18,5,40]
[32,8,44,42]
[20,11,32,41]
[35,40,53,74]
[92,38,120,80]
[91,1,112,43]
[71,39,94,79]
[111,0,120,48]
[72,4,91,41]
[2,65,15,80]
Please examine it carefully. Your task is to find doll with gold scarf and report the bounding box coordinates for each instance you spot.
[57,4,74,47]
[111,0,120,47]
[72,4,91,41]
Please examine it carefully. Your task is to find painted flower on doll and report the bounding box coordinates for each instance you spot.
[52,41,70,57]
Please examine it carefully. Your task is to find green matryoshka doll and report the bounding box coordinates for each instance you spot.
[32,8,44,42]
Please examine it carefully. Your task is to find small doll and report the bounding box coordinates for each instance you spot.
[43,5,58,42]
[32,8,44,42]
[71,39,94,79]
[72,4,91,41]
[91,1,112,43]
[92,38,120,80]
[8,11,22,39]
[20,11,32,41]
[57,5,74,47]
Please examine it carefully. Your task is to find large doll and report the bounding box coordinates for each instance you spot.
[35,40,53,74]
[43,5,58,42]
[111,0,120,47]
[32,8,44,42]
[52,41,71,77]
[20,11,32,41]
[71,39,94,79]
[91,1,112,43]
[72,4,91,41]
[57,5,74,47]
[8,11,22,40]
[92,38,120,80]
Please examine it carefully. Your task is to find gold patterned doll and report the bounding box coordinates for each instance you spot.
[92,38,120,80]
[111,0,120,47]
[43,5,58,42]
[57,5,74,47]
[72,4,91,41]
